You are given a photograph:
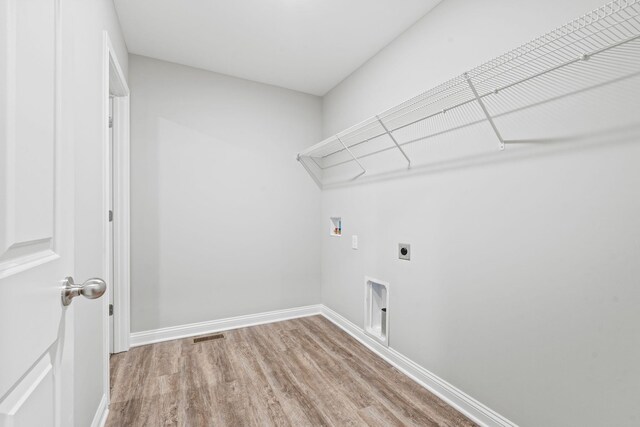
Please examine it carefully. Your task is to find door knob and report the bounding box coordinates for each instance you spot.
[61,276,107,306]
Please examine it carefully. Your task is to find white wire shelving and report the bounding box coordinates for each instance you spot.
[297,0,640,188]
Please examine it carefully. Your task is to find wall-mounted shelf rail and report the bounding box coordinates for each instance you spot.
[297,0,640,187]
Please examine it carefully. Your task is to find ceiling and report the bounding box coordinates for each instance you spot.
[113,0,441,96]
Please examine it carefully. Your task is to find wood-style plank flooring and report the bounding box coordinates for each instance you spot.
[107,315,476,426]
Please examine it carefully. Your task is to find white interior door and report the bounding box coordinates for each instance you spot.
[0,0,75,425]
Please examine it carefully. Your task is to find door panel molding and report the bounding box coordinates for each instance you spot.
[0,240,57,279]
[0,353,54,427]
[0,0,58,279]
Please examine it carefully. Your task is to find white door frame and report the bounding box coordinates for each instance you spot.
[102,31,130,398]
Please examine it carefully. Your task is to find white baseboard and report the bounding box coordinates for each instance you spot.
[128,303,515,427]
[129,304,322,347]
[90,394,109,427]
[320,305,517,427]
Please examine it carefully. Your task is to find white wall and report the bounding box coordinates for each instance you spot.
[320,0,640,426]
[61,0,129,426]
[129,55,322,332]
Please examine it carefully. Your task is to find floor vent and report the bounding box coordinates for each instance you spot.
[193,333,225,343]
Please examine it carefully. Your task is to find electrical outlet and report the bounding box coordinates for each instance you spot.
[398,243,410,260]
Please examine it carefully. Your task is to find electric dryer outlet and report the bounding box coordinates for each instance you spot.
[398,243,410,260]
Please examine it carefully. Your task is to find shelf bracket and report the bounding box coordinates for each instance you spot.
[376,115,411,168]
[297,155,323,189]
[464,73,505,151]
[337,136,366,177]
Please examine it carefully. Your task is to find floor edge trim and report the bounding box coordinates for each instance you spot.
[320,305,517,427]
[129,304,322,347]
[90,393,109,427]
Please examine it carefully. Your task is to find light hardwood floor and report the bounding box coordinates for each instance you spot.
[107,315,476,426]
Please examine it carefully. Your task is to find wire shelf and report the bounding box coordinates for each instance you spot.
[298,0,640,187]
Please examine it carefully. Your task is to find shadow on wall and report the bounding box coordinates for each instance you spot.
[132,118,263,330]
[131,114,322,331]
[323,121,640,190]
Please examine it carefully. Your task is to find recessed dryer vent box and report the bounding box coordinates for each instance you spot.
[364,277,389,347]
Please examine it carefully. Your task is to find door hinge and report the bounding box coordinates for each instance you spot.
[109,304,114,316]
[109,117,113,128]
[109,210,113,222]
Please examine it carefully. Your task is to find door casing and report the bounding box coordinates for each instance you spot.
[102,31,130,372]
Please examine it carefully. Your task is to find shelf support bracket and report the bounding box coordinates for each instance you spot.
[464,73,505,151]
[297,155,323,189]
[337,136,366,178]
[376,115,411,168]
